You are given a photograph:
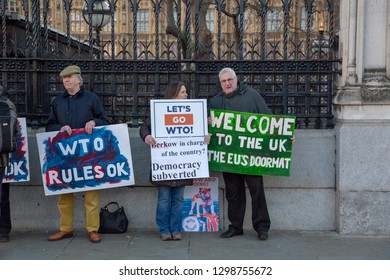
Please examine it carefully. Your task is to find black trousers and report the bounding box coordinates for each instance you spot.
[0,166,11,235]
[222,172,270,233]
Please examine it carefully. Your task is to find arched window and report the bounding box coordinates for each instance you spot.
[266,10,281,31]
[71,11,85,32]
[206,9,214,32]
[137,10,149,32]
[8,0,17,11]
[301,7,316,31]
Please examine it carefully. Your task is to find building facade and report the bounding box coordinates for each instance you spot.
[14,0,339,60]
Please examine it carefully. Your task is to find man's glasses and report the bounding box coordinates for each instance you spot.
[220,77,235,84]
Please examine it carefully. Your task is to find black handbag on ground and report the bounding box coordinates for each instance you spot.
[98,202,129,234]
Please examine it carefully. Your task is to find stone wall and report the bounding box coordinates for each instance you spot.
[334,0,390,236]
[10,128,336,232]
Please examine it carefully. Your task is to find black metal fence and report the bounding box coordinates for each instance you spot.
[0,0,340,129]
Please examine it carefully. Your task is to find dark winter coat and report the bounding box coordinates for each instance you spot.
[139,117,194,187]
[208,80,271,114]
[46,87,110,132]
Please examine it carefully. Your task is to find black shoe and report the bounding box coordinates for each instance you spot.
[0,235,9,243]
[220,227,243,238]
[258,231,269,240]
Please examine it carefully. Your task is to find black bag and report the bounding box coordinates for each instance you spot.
[98,202,129,234]
[0,96,18,154]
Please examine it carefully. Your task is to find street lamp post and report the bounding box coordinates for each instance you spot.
[82,0,111,58]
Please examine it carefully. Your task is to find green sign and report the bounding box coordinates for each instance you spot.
[208,109,296,176]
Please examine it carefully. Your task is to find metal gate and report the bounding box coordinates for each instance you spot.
[0,0,340,129]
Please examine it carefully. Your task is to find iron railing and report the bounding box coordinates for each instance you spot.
[0,0,340,129]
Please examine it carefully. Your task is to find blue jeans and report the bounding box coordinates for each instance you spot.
[156,186,185,235]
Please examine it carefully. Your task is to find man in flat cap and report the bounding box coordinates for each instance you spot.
[46,65,110,243]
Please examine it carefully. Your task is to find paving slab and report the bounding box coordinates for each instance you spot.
[0,229,389,260]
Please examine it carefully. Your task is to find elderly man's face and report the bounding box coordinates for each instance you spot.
[62,74,80,95]
[220,72,238,95]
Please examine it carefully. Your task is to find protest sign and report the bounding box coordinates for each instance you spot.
[150,99,208,138]
[36,124,135,195]
[3,118,30,183]
[208,109,296,176]
[182,177,219,232]
[149,99,209,181]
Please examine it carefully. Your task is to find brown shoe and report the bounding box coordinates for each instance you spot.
[48,231,73,241]
[89,231,101,243]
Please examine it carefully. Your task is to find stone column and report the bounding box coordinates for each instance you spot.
[334,0,390,235]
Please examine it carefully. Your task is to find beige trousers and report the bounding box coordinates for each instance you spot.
[57,190,99,232]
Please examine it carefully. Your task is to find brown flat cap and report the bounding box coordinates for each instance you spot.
[60,65,81,77]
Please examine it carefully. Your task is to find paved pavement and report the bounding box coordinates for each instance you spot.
[1,229,390,260]
[1,229,389,280]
